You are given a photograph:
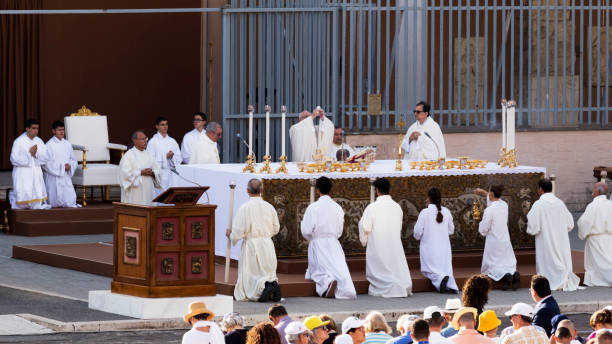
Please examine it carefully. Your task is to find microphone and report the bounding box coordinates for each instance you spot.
[170,167,203,187]
[424,132,441,160]
[236,133,255,162]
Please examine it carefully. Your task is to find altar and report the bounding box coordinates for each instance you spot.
[173,160,545,260]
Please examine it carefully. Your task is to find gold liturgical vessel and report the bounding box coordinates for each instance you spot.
[242,105,256,173]
[275,105,289,174]
[395,119,406,171]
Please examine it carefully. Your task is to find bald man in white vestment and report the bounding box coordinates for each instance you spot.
[227,179,281,302]
[301,176,356,299]
[181,112,207,164]
[527,179,580,291]
[10,119,51,209]
[359,178,413,297]
[331,127,355,161]
[401,101,446,160]
[119,131,162,205]
[577,182,612,287]
[190,122,221,164]
[147,117,182,195]
[289,108,334,162]
[43,120,79,208]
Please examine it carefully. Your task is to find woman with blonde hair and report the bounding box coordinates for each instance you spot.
[363,311,392,344]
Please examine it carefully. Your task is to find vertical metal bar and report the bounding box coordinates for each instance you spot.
[510,3,515,107]
[366,0,373,130]
[447,0,453,127]
[222,10,231,162]
[562,0,568,125]
[518,0,524,127]
[587,1,593,125]
[357,2,365,130]
[341,2,347,128]
[465,0,471,126]
[376,0,381,130]
[332,7,339,124]
[527,1,533,125]
[438,0,444,127]
[483,0,489,126]
[536,2,541,126]
[491,0,497,127]
[596,0,602,125]
[474,0,480,127]
[606,0,611,125]
[429,0,434,124]
[385,0,391,129]
[579,0,585,125]
[501,7,506,112]
[395,1,401,128]
[552,2,559,127]
[569,0,576,125]
[349,2,356,130]
[412,0,418,125]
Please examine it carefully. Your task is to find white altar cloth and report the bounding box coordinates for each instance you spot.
[172,160,546,259]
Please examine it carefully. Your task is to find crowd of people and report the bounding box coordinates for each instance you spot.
[182,275,612,344]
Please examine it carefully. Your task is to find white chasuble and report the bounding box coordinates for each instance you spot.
[180,128,205,164]
[118,147,162,205]
[146,132,182,195]
[359,195,412,297]
[189,134,220,165]
[230,196,279,301]
[301,195,356,299]
[527,192,580,291]
[10,133,50,209]
[401,117,446,160]
[478,196,517,281]
[577,195,612,287]
[289,116,334,162]
[43,136,78,208]
[413,204,458,291]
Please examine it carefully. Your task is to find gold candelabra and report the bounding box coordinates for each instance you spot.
[395,119,406,171]
[275,155,288,174]
[472,196,482,222]
[259,155,272,173]
[242,154,255,173]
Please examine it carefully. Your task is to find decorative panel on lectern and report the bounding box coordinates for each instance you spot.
[111,194,216,298]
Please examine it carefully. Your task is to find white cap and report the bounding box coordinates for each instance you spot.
[285,321,310,336]
[605,305,612,311]
[342,316,365,334]
[424,306,443,319]
[504,303,534,317]
[444,298,462,313]
[334,334,354,344]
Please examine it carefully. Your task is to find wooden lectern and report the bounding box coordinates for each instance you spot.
[111,187,217,298]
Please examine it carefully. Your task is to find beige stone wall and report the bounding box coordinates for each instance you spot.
[347,130,612,212]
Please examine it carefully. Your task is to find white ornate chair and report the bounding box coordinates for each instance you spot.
[64,106,127,206]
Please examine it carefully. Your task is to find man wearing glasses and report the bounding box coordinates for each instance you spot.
[118,130,161,205]
[181,112,208,164]
[401,101,447,161]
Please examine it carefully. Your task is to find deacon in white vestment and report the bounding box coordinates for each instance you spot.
[526,179,580,291]
[414,187,458,293]
[43,121,79,208]
[190,122,221,164]
[301,176,356,299]
[401,101,446,160]
[331,126,356,161]
[475,185,519,289]
[359,178,412,297]
[577,182,612,287]
[181,112,207,164]
[289,108,334,162]
[118,131,162,205]
[227,179,281,302]
[10,119,51,209]
[146,117,182,195]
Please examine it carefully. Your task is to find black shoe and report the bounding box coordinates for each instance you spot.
[258,282,274,302]
[324,280,338,299]
[439,276,449,294]
[502,273,512,291]
[512,271,521,291]
[271,281,282,302]
[446,288,459,294]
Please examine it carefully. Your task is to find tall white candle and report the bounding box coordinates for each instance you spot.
[281,105,287,157]
[265,105,271,156]
[507,104,516,150]
[502,103,507,149]
[248,105,254,156]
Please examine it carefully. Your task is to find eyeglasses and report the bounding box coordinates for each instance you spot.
[414,110,425,114]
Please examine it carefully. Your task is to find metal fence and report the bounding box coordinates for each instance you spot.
[220,0,612,162]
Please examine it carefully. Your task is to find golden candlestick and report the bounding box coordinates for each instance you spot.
[395,119,406,171]
[275,155,288,174]
[259,155,272,174]
[472,197,482,222]
[242,154,256,173]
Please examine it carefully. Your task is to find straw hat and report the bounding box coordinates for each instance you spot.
[477,310,502,332]
[443,298,462,313]
[452,307,478,330]
[184,301,214,323]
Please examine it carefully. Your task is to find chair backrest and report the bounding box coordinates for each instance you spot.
[64,106,111,162]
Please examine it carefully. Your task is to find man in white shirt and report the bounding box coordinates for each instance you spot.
[474,185,519,290]
[146,117,182,195]
[10,119,51,209]
[577,181,612,287]
[182,301,224,344]
[424,306,452,344]
[359,178,412,297]
[118,131,162,205]
[289,108,334,162]
[331,126,355,161]
[526,179,580,291]
[190,122,221,164]
[402,101,446,160]
[301,176,356,299]
[181,112,207,164]
[43,120,79,208]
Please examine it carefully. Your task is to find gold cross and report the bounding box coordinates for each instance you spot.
[397,119,406,132]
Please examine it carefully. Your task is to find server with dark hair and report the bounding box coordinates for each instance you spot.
[146,116,182,196]
[181,112,208,164]
[43,120,79,208]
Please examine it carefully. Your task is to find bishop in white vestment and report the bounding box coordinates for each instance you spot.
[119,131,162,205]
[526,179,580,291]
[401,102,446,160]
[289,108,334,162]
[10,120,50,209]
[181,112,207,164]
[190,122,221,164]
[359,178,412,297]
[301,177,356,299]
[43,121,79,208]
[146,117,182,195]
[413,187,458,293]
[228,179,280,302]
[577,182,612,287]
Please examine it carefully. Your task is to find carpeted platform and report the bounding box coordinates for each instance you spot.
[8,204,114,236]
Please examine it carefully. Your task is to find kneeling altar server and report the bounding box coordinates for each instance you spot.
[118,130,162,205]
[301,176,356,299]
[43,120,79,208]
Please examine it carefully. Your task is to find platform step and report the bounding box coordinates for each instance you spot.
[8,204,114,236]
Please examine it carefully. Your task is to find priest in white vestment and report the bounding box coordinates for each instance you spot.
[190,122,221,164]
[181,112,207,164]
[331,126,355,161]
[526,179,580,291]
[227,178,281,302]
[118,131,162,205]
[401,101,446,160]
[289,108,334,162]
[43,120,79,208]
[301,176,356,299]
[359,178,412,297]
[577,182,612,287]
[475,185,519,290]
[146,117,182,195]
[413,187,458,293]
[10,119,51,209]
